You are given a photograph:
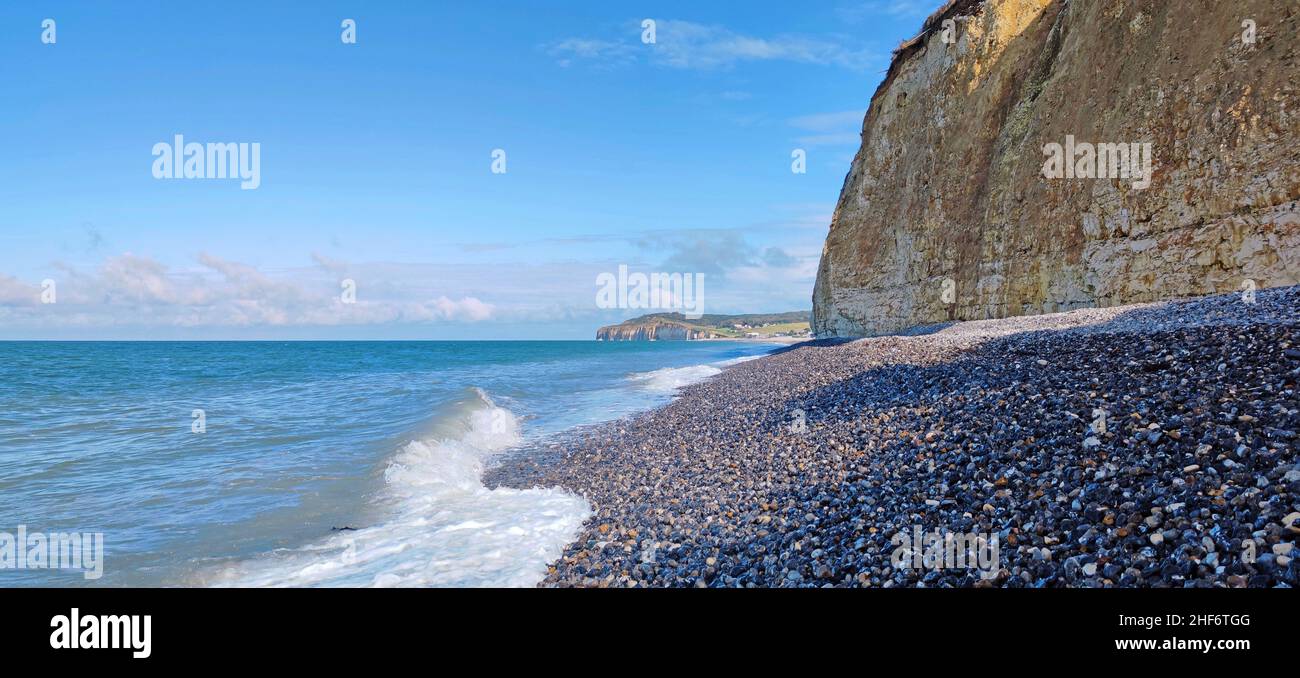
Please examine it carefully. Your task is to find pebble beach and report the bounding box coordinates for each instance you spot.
[487,286,1300,587]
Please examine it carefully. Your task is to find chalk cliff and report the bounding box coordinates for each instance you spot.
[812,0,1299,336]
[596,322,723,341]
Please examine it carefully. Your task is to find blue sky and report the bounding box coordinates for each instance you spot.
[0,0,935,339]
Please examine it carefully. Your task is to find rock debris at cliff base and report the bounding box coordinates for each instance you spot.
[487,287,1300,587]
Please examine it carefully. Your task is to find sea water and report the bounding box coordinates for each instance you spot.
[0,340,776,587]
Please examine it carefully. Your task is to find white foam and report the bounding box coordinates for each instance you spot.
[208,390,590,587]
[714,354,764,367]
[626,353,765,394]
[627,364,723,393]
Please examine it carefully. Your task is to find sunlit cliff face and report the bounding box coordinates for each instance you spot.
[814,0,1299,337]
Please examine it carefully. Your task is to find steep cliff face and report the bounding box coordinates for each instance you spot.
[595,322,722,341]
[813,0,1300,336]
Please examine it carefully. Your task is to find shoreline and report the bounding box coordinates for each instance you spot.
[486,286,1300,587]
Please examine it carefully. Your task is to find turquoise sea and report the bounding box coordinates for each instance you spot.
[0,340,777,586]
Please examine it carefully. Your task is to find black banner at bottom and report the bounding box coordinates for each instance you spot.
[1,588,1290,667]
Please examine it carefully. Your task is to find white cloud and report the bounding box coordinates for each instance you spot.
[310,251,350,276]
[545,38,637,68]
[0,214,832,336]
[100,253,188,304]
[790,110,866,131]
[431,296,494,322]
[0,274,38,306]
[0,253,498,331]
[548,19,880,71]
[790,109,865,147]
[839,0,936,23]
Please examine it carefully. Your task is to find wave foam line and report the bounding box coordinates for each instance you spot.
[627,353,765,394]
[208,389,590,587]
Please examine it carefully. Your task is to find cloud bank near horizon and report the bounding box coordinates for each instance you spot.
[0,225,823,338]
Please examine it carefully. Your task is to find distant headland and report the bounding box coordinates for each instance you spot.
[596,311,811,341]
